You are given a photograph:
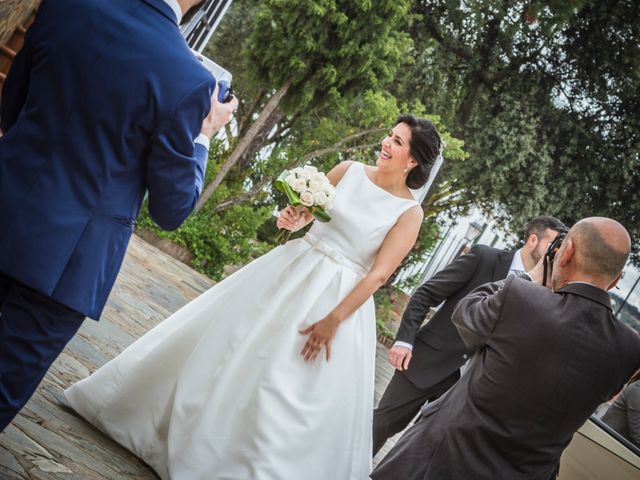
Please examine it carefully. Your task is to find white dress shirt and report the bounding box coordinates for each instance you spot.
[162,0,182,24]
[508,249,526,276]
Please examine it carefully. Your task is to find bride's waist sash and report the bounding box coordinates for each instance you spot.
[302,233,368,277]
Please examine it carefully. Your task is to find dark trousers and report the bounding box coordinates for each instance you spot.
[0,272,85,432]
[373,368,460,455]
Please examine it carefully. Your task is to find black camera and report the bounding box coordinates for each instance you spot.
[191,50,234,103]
[542,230,568,287]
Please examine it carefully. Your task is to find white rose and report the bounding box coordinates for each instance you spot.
[294,167,310,180]
[325,199,334,210]
[325,186,336,199]
[286,173,298,188]
[292,178,308,193]
[312,190,327,207]
[303,165,319,176]
[308,178,323,192]
[299,190,314,206]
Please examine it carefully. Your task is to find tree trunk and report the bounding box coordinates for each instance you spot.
[456,76,482,128]
[235,108,284,171]
[195,80,292,211]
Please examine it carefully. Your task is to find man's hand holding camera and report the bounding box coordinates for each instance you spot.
[527,257,547,286]
[200,83,238,139]
[527,230,567,288]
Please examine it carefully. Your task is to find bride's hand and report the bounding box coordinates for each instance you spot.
[299,315,340,363]
[276,206,308,232]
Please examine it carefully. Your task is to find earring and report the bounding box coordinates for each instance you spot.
[403,168,408,174]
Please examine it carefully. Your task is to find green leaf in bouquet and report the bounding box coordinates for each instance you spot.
[312,207,331,223]
[274,170,290,191]
[274,172,301,207]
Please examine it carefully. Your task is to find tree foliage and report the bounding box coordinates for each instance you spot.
[398,0,640,261]
[246,0,413,111]
[195,0,415,207]
[139,0,640,282]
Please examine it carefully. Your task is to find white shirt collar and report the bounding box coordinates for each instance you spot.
[567,281,599,287]
[509,249,526,274]
[162,0,182,24]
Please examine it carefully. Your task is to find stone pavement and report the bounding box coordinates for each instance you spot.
[0,235,402,479]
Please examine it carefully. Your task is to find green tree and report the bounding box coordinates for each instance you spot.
[195,0,413,209]
[136,0,467,284]
[395,0,640,260]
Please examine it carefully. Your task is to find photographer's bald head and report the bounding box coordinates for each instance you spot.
[551,217,631,292]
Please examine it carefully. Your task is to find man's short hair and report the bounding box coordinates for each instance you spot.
[524,216,567,242]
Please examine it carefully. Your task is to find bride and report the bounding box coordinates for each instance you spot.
[64,114,443,479]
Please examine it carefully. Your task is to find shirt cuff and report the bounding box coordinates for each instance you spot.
[195,133,211,150]
[393,341,413,351]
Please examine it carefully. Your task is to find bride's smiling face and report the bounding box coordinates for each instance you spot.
[376,122,415,173]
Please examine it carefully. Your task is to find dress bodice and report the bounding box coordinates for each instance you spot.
[306,162,419,274]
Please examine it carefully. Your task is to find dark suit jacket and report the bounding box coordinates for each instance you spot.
[0,0,215,319]
[399,277,640,480]
[395,244,514,388]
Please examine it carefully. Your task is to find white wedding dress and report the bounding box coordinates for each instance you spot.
[64,162,418,480]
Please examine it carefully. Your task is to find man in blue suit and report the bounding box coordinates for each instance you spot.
[0,0,238,431]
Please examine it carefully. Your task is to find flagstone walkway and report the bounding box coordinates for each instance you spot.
[0,235,401,479]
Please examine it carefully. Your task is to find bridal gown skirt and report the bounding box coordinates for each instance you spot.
[65,236,376,480]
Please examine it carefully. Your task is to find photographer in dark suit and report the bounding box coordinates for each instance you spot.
[372,217,640,480]
[373,216,566,455]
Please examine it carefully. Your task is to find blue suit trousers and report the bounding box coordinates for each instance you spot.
[0,273,85,431]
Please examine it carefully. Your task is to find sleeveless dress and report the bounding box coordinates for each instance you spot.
[64,162,418,480]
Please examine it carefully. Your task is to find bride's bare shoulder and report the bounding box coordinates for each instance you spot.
[326,161,358,186]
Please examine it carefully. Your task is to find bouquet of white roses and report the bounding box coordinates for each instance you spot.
[274,165,336,244]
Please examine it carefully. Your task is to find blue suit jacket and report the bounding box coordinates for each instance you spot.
[0,0,215,319]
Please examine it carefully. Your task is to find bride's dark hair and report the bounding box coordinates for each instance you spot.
[396,115,442,189]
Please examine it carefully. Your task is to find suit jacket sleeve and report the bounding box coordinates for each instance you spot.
[625,381,640,446]
[146,78,214,231]
[0,13,35,133]
[394,245,484,345]
[451,275,516,350]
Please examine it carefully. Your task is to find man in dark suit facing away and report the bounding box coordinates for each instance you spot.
[0,0,238,431]
[372,217,640,480]
[373,216,566,455]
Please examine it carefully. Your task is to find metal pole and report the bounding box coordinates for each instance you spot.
[444,238,465,267]
[429,233,458,280]
[417,224,452,284]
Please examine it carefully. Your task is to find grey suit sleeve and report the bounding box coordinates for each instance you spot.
[451,275,515,350]
[625,382,640,445]
[394,245,483,345]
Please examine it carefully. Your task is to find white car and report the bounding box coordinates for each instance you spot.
[559,416,640,479]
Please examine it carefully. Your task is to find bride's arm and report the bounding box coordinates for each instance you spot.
[276,161,354,232]
[300,204,424,362]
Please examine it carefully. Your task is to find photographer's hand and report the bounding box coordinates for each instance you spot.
[200,84,238,139]
[528,256,546,286]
